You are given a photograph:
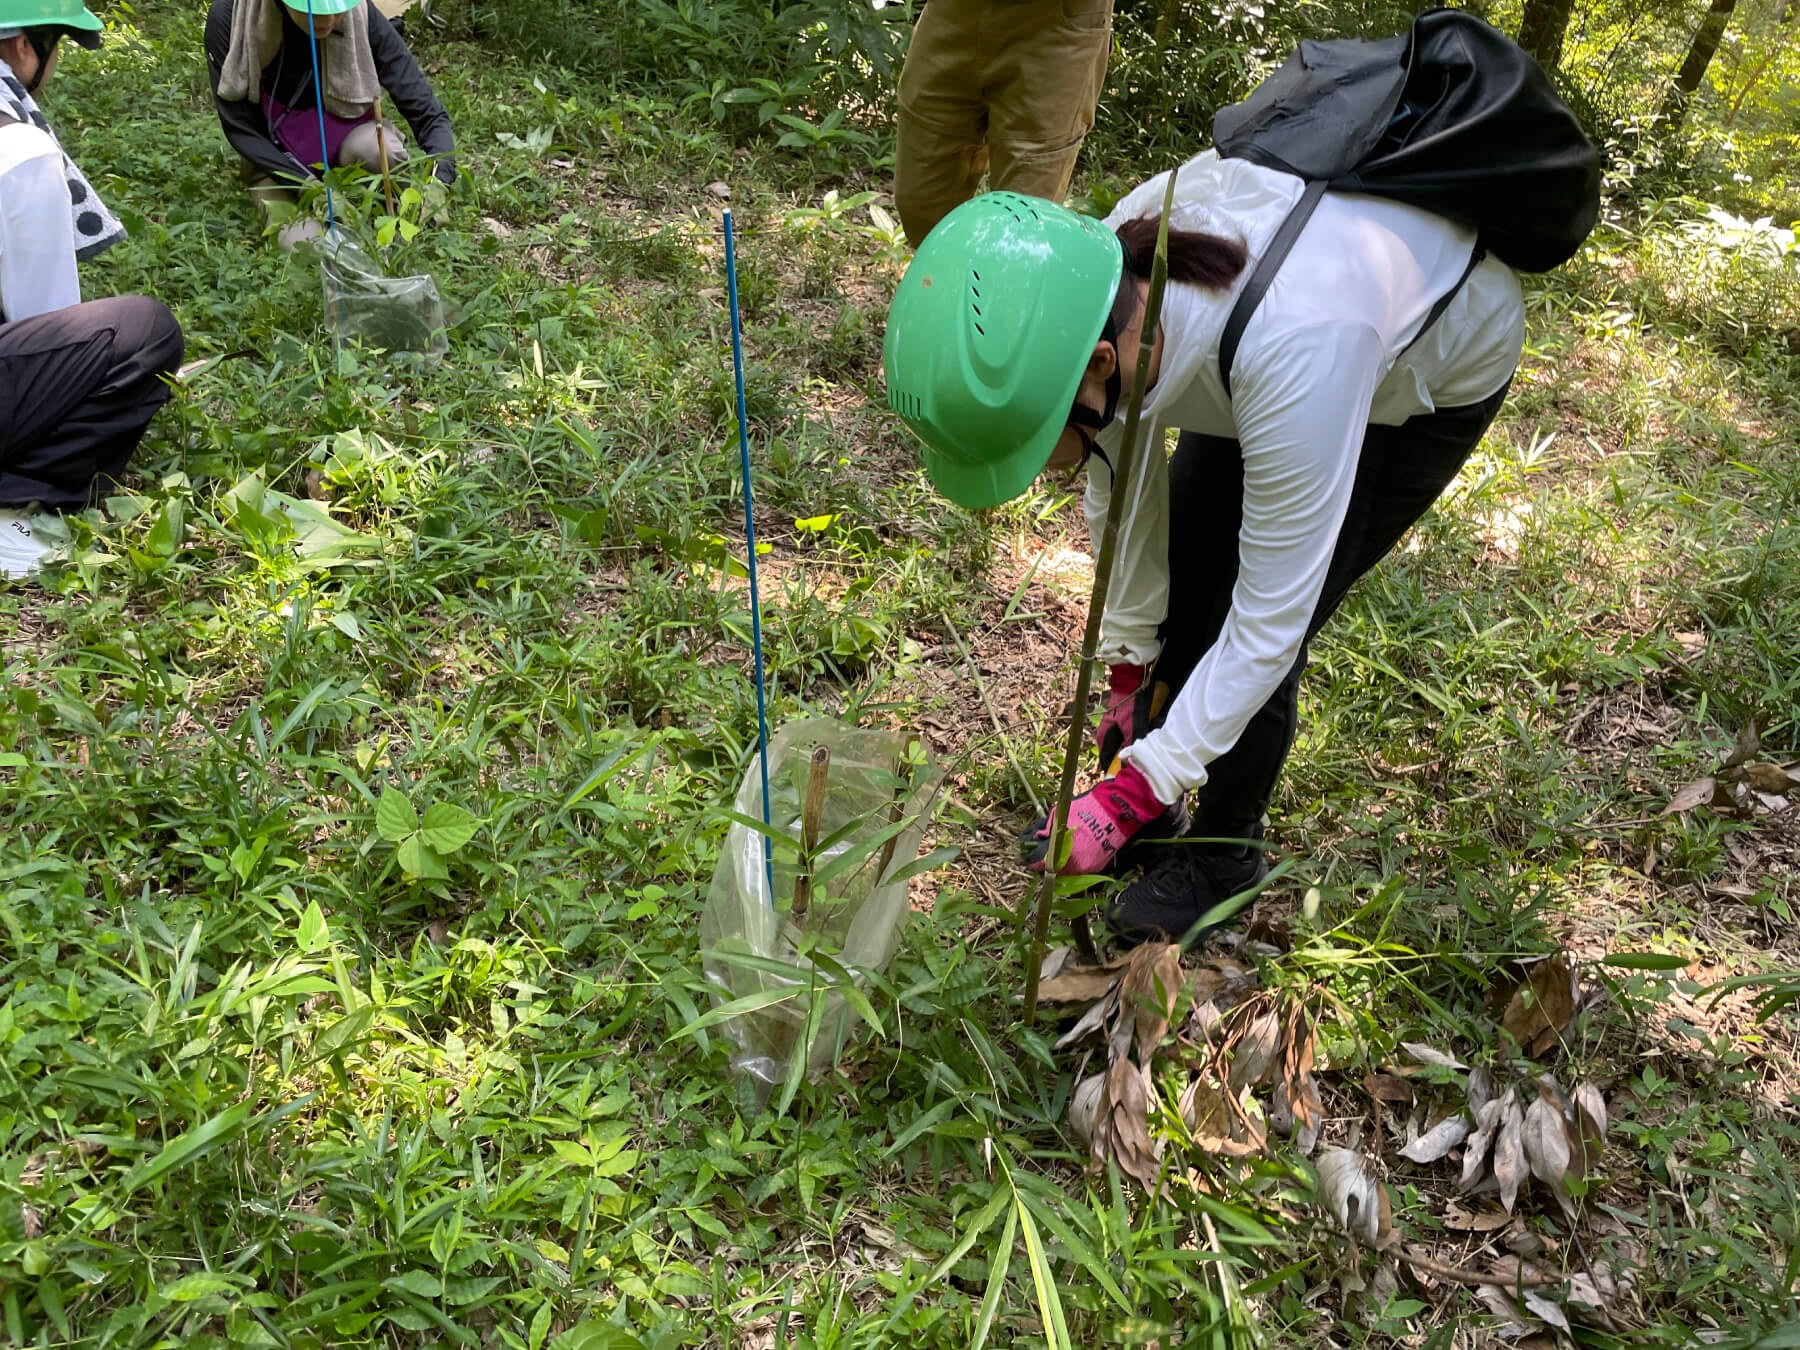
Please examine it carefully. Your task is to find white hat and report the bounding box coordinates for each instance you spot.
[0,510,60,580]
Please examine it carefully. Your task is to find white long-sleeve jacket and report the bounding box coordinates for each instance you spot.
[1087,150,1525,807]
[0,120,80,322]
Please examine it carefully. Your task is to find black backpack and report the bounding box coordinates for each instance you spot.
[1210,8,1601,397]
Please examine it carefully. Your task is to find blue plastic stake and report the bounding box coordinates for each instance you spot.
[303,0,336,236]
[723,209,777,907]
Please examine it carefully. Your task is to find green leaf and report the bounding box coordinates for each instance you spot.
[330,611,364,642]
[881,844,961,886]
[397,835,449,880]
[419,802,481,854]
[1603,952,1690,971]
[1016,1190,1074,1350]
[972,1202,1016,1350]
[297,900,329,953]
[383,1270,443,1298]
[121,1103,254,1196]
[678,985,805,1039]
[161,1273,242,1302]
[793,513,837,532]
[551,1140,594,1167]
[376,789,418,843]
[549,1322,646,1350]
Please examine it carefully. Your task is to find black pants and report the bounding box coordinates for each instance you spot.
[1153,382,1511,842]
[0,296,184,509]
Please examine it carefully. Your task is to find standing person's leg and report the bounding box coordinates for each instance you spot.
[1110,384,1512,942]
[894,0,990,247]
[0,297,186,509]
[984,0,1112,206]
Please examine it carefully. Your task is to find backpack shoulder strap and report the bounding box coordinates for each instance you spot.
[1218,178,1328,401]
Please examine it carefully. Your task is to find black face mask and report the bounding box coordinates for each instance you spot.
[22,30,62,93]
[1063,238,1136,469]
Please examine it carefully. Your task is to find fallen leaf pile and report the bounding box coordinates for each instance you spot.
[1664,721,1800,818]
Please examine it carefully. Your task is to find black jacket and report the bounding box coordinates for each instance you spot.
[204,0,457,185]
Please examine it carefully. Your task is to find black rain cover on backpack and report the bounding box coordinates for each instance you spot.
[1213,8,1601,272]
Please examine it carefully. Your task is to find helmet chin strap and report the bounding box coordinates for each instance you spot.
[23,30,60,92]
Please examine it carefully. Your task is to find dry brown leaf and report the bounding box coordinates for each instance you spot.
[1181,1074,1263,1157]
[1037,952,1132,1005]
[1295,1073,1323,1155]
[1269,1078,1296,1137]
[1068,1072,1106,1148]
[1316,1148,1386,1245]
[1573,1082,1607,1173]
[1099,1058,1162,1189]
[1663,776,1717,815]
[1402,1041,1469,1070]
[1037,945,1078,985]
[1187,957,1258,1011]
[1722,720,1761,770]
[1742,761,1800,794]
[1461,1096,1506,1191]
[1474,1286,1536,1339]
[1126,942,1183,1062]
[1400,1112,1474,1164]
[1364,1071,1416,1109]
[1494,1092,1526,1212]
[1522,1290,1571,1332]
[1188,999,1223,1040]
[1468,1064,1495,1115]
[1522,1084,1576,1218]
[1501,956,1577,1057]
[1053,986,1117,1051]
[1228,1008,1282,1094]
[1444,1199,1513,1232]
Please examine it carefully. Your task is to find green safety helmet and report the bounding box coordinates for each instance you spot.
[0,0,103,47]
[883,192,1124,511]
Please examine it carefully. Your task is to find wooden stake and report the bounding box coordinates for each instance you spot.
[1020,169,1181,1026]
[372,95,397,219]
[792,744,831,919]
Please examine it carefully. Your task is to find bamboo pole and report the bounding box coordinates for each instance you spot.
[792,744,831,919]
[1020,170,1181,1026]
[372,95,398,219]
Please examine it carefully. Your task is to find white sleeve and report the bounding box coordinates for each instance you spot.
[0,133,80,321]
[1084,422,1169,666]
[1122,321,1386,803]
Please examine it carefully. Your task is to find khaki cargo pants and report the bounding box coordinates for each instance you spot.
[895,0,1114,246]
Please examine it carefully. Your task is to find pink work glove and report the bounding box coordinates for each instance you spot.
[1096,662,1147,770]
[1026,762,1167,876]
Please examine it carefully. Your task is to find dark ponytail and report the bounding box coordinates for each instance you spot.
[1113,216,1248,290]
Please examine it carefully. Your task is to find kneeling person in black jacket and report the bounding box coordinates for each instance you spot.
[205,0,457,251]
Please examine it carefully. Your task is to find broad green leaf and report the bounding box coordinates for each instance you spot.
[162,1273,242,1302]
[376,789,418,843]
[549,1322,646,1350]
[551,1140,594,1167]
[397,836,449,880]
[881,844,961,886]
[297,900,328,953]
[1016,1191,1074,1350]
[383,1270,443,1298]
[419,802,481,854]
[121,1103,254,1196]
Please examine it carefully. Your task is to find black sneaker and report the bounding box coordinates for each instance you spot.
[1103,844,1269,950]
[1018,797,1192,874]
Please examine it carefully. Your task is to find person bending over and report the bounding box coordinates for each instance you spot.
[883,150,1524,947]
[0,1,184,579]
[205,0,457,251]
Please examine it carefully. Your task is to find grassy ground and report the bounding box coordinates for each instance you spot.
[3,7,1799,1348]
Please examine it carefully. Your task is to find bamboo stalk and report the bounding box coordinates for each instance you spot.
[874,733,921,880]
[792,744,831,919]
[1020,170,1181,1026]
[372,95,397,219]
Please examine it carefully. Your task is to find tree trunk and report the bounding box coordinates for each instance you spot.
[1517,0,1579,73]
[1659,0,1742,125]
